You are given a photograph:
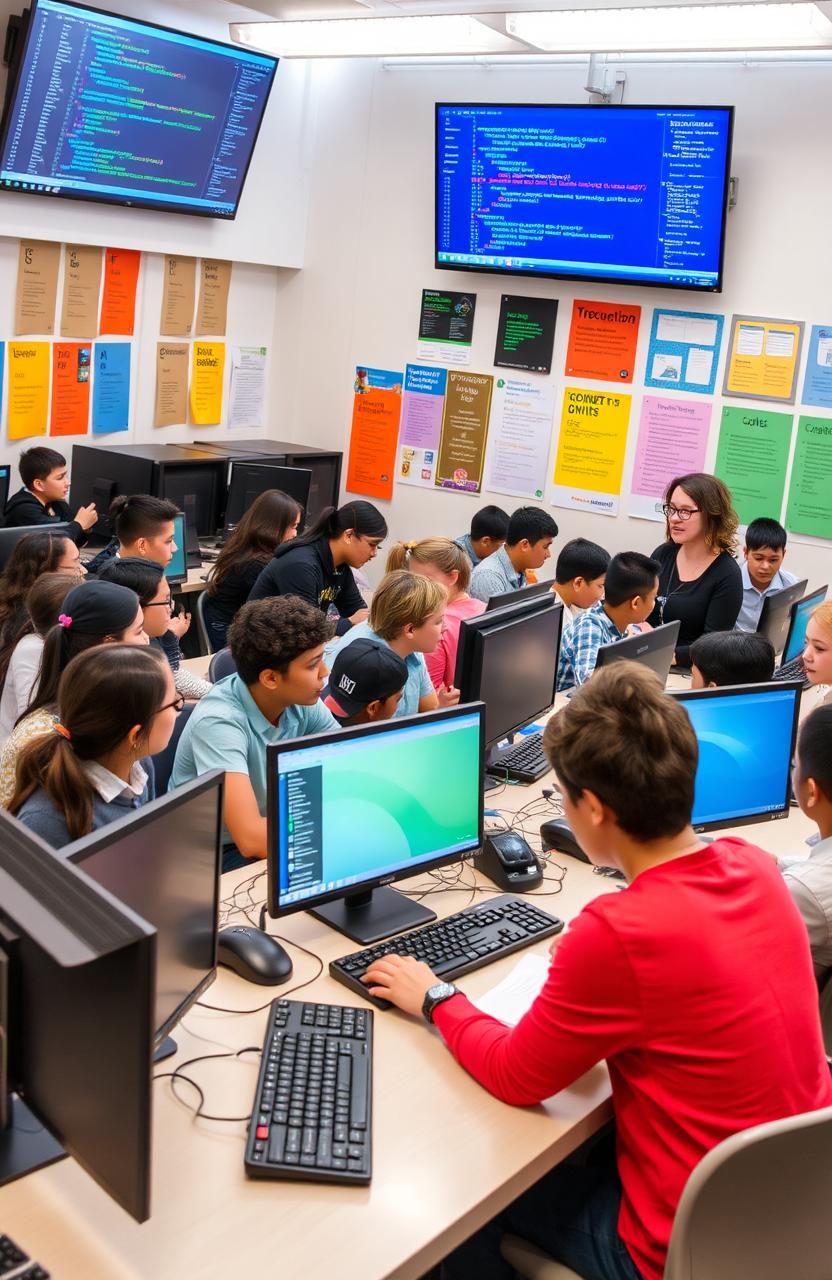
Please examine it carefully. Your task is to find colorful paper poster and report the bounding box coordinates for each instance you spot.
[417,289,475,366]
[228,346,267,430]
[60,244,102,340]
[50,343,91,436]
[800,325,832,410]
[722,314,804,404]
[785,415,832,541]
[564,299,640,383]
[483,377,555,501]
[714,405,793,526]
[160,256,196,336]
[435,371,494,493]
[92,342,131,434]
[15,241,60,335]
[629,396,713,521]
[345,366,403,501]
[7,342,49,439]
[195,259,232,336]
[154,342,189,427]
[397,364,447,489]
[494,295,557,375]
[550,387,631,518]
[190,342,225,426]
[644,308,724,396]
[99,248,140,335]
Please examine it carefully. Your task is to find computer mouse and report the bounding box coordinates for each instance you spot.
[217,926,294,986]
[539,818,590,863]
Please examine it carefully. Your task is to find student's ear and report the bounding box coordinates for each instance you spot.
[742,546,750,562]
[707,680,718,689]
[258,667,283,691]
[449,569,460,588]
[126,723,143,751]
[518,538,531,552]
[401,622,416,639]
[574,576,586,589]
[803,778,821,812]
[365,698,382,719]
[578,787,607,829]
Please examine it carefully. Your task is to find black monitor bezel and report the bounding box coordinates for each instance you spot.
[455,589,556,691]
[473,602,563,751]
[0,521,73,571]
[434,102,735,294]
[0,465,10,514]
[669,680,803,833]
[594,619,681,678]
[756,578,809,651]
[781,585,828,665]
[265,703,485,921]
[485,579,554,612]
[0,0,278,221]
[225,461,313,530]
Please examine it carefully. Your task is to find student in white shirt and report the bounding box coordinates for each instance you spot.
[0,572,77,744]
[783,705,832,978]
[735,517,798,633]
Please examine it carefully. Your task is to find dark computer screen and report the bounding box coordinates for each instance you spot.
[782,587,828,665]
[594,620,681,684]
[225,462,313,530]
[486,580,554,612]
[0,522,73,571]
[160,464,223,538]
[474,602,563,750]
[757,578,809,654]
[671,682,802,831]
[164,513,188,585]
[455,591,555,692]
[0,0,277,218]
[436,103,734,291]
[0,465,10,515]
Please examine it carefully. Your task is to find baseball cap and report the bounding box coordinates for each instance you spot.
[322,638,408,723]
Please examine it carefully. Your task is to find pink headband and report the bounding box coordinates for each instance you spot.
[58,614,72,628]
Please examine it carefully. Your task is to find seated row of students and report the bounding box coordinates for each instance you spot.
[468,506,558,603]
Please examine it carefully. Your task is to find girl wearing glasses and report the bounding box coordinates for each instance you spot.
[647,472,743,668]
[9,645,180,848]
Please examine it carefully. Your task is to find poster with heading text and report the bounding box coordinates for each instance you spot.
[714,405,793,526]
[7,341,49,439]
[629,396,712,521]
[644,308,723,396]
[800,325,832,410]
[435,371,493,493]
[346,366,403,501]
[417,289,475,365]
[722,314,803,404]
[50,342,91,436]
[785,415,832,541]
[397,364,447,489]
[549,387,631,517]
[564,299,640,383]
[484,377,554,500]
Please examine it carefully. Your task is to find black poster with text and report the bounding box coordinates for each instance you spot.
[418,288,476,347]
[494,295,557,374]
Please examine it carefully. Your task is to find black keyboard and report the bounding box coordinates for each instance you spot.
[772,656,811,688]
[331,894,564,1009]
[487,731,550,783]
[0,1237,49,1280]
[245,999,372,1185]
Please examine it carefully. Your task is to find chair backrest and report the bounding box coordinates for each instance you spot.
[664,1103,832,1280]
[194,588,211,655]
[208,647,236,683]
[150,703,195,796]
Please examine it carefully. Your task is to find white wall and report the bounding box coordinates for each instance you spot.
[273,57,832,589]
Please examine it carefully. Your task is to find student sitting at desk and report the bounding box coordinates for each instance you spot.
[0,572,78,744]
[2,446,97,546]
[802,602,832,709]
[9,646,178,849]
[247,500,387,635]
[385,538,484,690]
[84,493,180,576]
[470,506,558,604]
[203,489,302,652]
[689,630,776,688]
[735,516,798,633]
[557,552,660,691]
[454,503,509,568]
[0,530,85,692]
[365,662,832,1280]
[322,637,408,726]
[782,705,832,979]
[553,537,610,628]
[170,596,337,872]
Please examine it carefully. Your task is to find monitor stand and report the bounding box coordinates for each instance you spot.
[310,887,437,946]
[0,1094,66,1189]
[153,1036,177,1064]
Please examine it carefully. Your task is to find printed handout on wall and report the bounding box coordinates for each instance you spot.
[7,342,49,439]
[722,314,804,404]
[60,244,102,340]
[800,325,832,410]
[417,289,476,365]
[714,405,793,526]
[14,241,60,336]
[629,396,712,522]
[50,342,91,436]
[228,347,267,430]
[92,343,131,434]
[435,371,494,493]
[564,299,640,383]
[484,378,554,501]
[644,309,724,396]
[397,365,447,489]
[99,248,141,336]
[550,387,631,518]
[785,415,832,542]
[346,366,403,502]
[190,342,226,426]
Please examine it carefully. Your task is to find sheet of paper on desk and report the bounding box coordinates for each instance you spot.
[472,952,550,1026]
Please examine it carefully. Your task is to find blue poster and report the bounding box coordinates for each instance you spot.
[800,325,832,409]
[92,342,131,434]
[644,308,724,396]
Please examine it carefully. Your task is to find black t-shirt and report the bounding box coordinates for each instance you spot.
[205,558,267,630]
[247,536,365,636]
[647,542,743,667]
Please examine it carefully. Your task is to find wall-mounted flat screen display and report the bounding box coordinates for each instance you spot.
[436,103,734,291]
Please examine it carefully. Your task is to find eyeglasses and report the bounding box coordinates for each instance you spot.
[662,503,701,521]
[156,692,186,716]
[359,536,384,550]
[145,597,174,611]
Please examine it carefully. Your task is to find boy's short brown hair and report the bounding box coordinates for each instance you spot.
[544,661,698,841]
[229,596,334,684]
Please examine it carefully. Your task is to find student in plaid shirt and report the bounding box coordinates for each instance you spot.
[558,552,660,690]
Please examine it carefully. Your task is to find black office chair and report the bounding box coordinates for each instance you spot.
[151,703,195,795]
[208,647,236,683]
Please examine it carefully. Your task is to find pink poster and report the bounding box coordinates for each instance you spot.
[396,364,447,489]
[629,396,712,522]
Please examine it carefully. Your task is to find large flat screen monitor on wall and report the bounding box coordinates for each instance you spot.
[0,0,278,218]
[435,103,734,291]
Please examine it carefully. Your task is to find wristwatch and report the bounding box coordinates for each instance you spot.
[422,981,459,1024]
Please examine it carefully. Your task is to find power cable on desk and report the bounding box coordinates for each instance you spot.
[154,1046,262,1123]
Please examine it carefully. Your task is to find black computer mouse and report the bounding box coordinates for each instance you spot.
[539,817,590,863]
[217,926,294,986]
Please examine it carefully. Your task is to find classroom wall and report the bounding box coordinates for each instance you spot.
[272,57,832,589]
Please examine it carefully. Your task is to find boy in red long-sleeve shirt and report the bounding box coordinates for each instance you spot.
[365,662,832,1280]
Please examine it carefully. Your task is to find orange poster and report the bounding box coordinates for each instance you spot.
[564,299,641,383]
[50,343,92,436]
[345,366,403,501]
[100,248,141,335]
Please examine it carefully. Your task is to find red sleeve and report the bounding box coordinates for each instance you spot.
[424,631,450,689]
[432,905,644,1105]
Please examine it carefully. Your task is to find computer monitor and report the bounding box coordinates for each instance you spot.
[69,449,156,538]
[0,464,10,516]
[0,807,155,1221]
[164,513,188,587]
[455,590,556,692]
[781,586,829,665]
[64,771,223,1055]
[266,705,484,945]
[159,465,224,541]
[225,462,313,531]
[0,522,73,572]
[594,621,681,685]
[756,579,809,654]
[670,681,803,832]
[486,580,554,612]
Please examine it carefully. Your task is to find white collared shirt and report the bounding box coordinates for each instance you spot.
[735,561,798,633]
[783,835,832,977]
[84,759,148,804]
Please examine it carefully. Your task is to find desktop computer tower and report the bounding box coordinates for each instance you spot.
[69,444,228,538]
[192,439,342,526]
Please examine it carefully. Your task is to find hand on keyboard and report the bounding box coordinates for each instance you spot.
[363,954,438,1016]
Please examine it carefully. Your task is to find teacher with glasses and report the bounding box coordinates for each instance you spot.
[647,473,743,668]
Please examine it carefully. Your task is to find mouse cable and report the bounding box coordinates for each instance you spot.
[195,929,325,1016]
[154,1046,261,1123]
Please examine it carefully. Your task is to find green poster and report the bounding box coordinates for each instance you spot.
[785,415,832,540]
[713,405,793,526]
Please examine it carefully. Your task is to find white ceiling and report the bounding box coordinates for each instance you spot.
[217,0,812,17]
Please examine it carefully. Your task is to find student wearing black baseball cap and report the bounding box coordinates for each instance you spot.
[323,638,408,726]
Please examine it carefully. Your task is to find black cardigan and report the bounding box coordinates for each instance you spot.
[647,542,743,667]
[247,536,365,636]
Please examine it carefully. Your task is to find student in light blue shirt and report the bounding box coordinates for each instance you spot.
[558,552,660,690]
[470,506,558,604]
[171,596,337,872]
[736,517,799,632]
[454,504,509,568]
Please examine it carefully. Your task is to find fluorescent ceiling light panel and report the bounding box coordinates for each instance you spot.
[508,3,832,52]
[230,14,524,57]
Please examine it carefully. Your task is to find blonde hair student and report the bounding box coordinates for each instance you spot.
[326,569,460,717]
[386,538,485,689]
[803,602,832,708]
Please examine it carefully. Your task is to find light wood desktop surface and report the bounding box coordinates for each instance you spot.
[0,686,816,1280]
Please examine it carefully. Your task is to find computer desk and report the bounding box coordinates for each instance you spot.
[0,688,817,1280]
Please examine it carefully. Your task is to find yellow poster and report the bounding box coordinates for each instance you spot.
[550,386,631,517]
[722,314,804,404]
[7,341,50,439]
[189,342,225,426]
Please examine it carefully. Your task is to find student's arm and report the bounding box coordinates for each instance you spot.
[249,555,322,609]
[783,872,831,960]
[416,655,458,710]
[675,558,744,668]
[570,618,600,686]
[174,712,266,856]
[419,690,439,712]
[335,571,368,634]
[223,772,268,860]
